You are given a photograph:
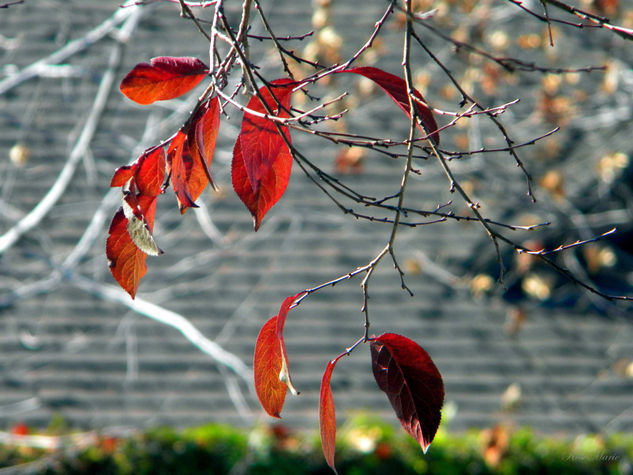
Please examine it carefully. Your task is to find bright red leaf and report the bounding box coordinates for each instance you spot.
[108,148,165,298]
[167,131,197,213]
[106,194,159,299]
[110,147,166,195]
[110,165,135,187]
[370,333,444,453]
[120,56,208,105]
[187,96,220,200]
[340,67,440,145]
[253,315,286,418]
[135,147,166,197]
[319,355,344,474]
[232,79,295,230]
[253,293,303,418]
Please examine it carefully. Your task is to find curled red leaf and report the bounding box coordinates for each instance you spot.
[187,96,221,199]
[110,165,135,188]
[370,333,444,453]
[253,293,303,417]
[120,56,208,105]
[340,66,440,145]
[232,79,295,230]
[276,293,301,396]
[319,355,344,474]
[167,131,197,213]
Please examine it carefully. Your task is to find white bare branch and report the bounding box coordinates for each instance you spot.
[68,273,252,383]
[0,6,144,254]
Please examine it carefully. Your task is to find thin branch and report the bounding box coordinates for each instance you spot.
[411,29,536,201]
[519,228,616,256]
[409,5,605,73]
[0,0,141,95]
[509,0,633,41]
[0,0,24,8]
[252,0,295,78]
[177,0,211,40]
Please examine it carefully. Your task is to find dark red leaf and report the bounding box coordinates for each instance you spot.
[167,131,197,213]
[120,56,208,105]
[253,293,303,417]
[340,67,440,145]
[187,96,221,200]
[106,194,159,299]
[232,79,295,230]
[370,333,444,453]
[319,355,344,474]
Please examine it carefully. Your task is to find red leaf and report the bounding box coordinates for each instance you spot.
[275,294,302,396]
[340,67,440,145]
[253,315,286,418]
[110,147,166,196]
[108,148,165,297]
[187,96,221,200]
[232,79,295,230]
[106,194,159,299]
[167,131,197,213]
[120,56,208,105]
[253,293,303,417]
[135,147,166,196]
[110,165,136,187]
[370,333,444,453]
[319,355,344,474]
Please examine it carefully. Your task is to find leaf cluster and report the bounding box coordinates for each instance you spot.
[104,0,633,471]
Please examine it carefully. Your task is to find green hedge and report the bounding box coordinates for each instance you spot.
[1,416,631,474]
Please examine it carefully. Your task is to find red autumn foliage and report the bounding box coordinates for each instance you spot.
[232,79,295,230]
[253,293,303,418]
[253,315,286,418]
[120,56,208,105]
[370,333,444,453]
[111,52,448,468]
[108,82,221,296]
[187,96,221,198]
[106,193,159,299]
[319,355,344,474]
[107,147,165,298]
[340,67,440,145]
[167,130,198,213]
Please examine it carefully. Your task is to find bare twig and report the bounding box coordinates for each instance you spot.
[518,228,616,256]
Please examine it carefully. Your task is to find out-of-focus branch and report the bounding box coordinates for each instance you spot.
[69,273,253,382]
[0,4,144,254]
